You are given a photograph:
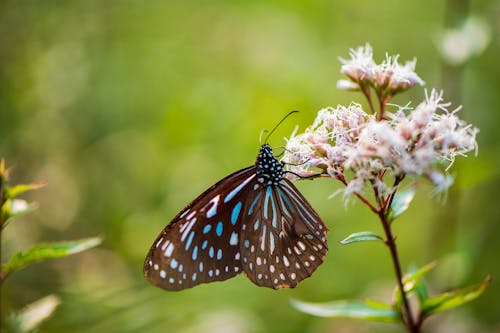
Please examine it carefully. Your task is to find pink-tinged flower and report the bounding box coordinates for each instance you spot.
[376,56,425,96]
[339,43,376,85]
[339,44,424,99]
[283,89,478,196]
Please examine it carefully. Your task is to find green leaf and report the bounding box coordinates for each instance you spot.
[291,299,401,323]
[393,262,436,307]
[5,182,47,199]
[387,188,416,221]
[1,237,102,279]
[404,261,437,293]
[415,277,429,304]
[1,199,39,224]
[422,275,491,317]
[340,231,384,245]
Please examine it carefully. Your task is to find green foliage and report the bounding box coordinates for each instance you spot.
[340,231,384,245]
[0,159,102,332]
[386,188,416,222]
[421,275,492,317]
[4,182,48,200]
[2,237,102,280]
[291,299,401,322]
[393,262,436,308]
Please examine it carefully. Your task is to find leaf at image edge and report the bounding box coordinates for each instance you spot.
[5,182,47,199]
[340,231,384,245]
[290,299,401,323]
[1,237,102,279]
[422,275,491,316]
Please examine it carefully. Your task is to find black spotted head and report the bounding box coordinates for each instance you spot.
[255,144,285,186]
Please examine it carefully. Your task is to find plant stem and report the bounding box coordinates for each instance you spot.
[376,174,418,333]
[378,210,417,332]
[362,87,376,115]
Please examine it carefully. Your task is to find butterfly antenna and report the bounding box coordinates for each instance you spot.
[263,110,299,144]
[259,129,269,146]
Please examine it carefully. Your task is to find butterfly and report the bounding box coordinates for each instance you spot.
[144,118,328,291]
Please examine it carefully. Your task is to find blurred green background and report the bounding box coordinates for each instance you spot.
[1,0,499,332]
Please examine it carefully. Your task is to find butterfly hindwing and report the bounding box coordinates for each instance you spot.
[144,166,257,291]
[239,178,328,289]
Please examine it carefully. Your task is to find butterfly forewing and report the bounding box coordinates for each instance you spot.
[239,179,328,289]
[144,166,257,290]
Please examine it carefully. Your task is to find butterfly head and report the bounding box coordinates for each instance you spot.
[256,144,285,186]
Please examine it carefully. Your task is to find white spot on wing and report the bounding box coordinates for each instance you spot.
[205,195,220,219]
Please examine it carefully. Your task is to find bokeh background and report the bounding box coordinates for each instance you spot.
[1,0,499,332]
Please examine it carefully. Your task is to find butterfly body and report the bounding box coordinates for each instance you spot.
[144,144,328,291]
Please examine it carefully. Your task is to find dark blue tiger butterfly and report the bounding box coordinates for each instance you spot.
[144,114,328,290]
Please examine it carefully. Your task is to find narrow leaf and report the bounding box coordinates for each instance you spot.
[387,188,416,221]
[422,275,491,316]
[5,182,47,199]
[340,231,384,245]
[393,262,436,306]
[403,261,437,293]
[291,299,401,323]
[1,237,102,279]
[415,277,429,303]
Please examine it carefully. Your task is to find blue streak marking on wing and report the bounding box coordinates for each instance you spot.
[281,185,316,229]
[276,188,291,217]
[271,191,277,228]
[203,225,212,234]
[217,249,222,260]
[192,246,198,260]
[185,231,195,250]
[202,240,208,249]
[263,186,272,219]
[216,221,223,236]
[224,174,256,203]
[248,192,262,215]
[269,232,275,253]
[231,202,242,225]
[277,187,296,214]
[254,219,259,230]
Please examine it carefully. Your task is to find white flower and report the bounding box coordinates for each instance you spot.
[284,89,478,196]
[339,43,376,84]
[338,43,424,97]
[376,56,425,94]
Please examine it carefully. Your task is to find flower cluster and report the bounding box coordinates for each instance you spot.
[337,43,425,99]
[284,90,478,195]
